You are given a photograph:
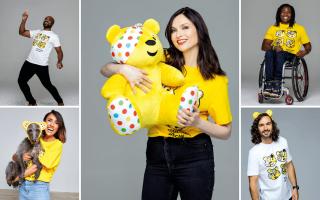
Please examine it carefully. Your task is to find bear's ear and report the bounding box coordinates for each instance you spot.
[266,109,272,118]
[106,25,121,43]
[37,122,47,131]
[22,120,31,131]
[143,18,160,34]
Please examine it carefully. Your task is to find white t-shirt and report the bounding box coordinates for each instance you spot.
[26,30,61,66]
[247,136,292,200]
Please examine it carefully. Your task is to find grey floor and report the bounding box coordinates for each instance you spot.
[0,189,79,200]
[0,81,78,106]
[241,76,320,106]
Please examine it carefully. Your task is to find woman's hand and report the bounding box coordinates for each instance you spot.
[101,63,152,94]
[23,153,31,161]
[13,176,20,183]
[273,46,283,52]
[177,105,232,139]
[24,165,38,177]
[296,50,307,58]
[177,105,200,127]
[119,65,152,94]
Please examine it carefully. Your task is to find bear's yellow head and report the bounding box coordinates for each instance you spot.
[106,18,164,67]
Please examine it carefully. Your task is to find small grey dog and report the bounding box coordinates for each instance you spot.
[5,121,47,187]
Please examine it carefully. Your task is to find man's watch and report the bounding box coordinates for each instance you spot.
[292,185,299,190]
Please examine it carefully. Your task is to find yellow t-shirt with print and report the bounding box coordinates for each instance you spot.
[264,22,310,54]
[25,137,63,182]
[148,65,232,138]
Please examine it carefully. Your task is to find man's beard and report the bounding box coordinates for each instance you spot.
[261,130,272,138]
[43,22,52,29]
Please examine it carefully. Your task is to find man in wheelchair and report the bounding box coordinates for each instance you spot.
[261,3,311,97]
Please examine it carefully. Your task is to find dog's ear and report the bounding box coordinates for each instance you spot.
[37,122,47,131]
[22,120,31,131]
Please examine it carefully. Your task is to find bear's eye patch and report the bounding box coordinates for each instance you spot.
[145,40,156,46]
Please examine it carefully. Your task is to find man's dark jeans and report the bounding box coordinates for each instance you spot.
[264,50,295,81]
[142,134,215,200]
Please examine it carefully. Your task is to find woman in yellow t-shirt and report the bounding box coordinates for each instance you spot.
[261,3,311,96]
[13,110,66,200]
[101,7,232,200]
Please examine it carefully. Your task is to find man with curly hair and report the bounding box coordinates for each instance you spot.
[247,110,299,200]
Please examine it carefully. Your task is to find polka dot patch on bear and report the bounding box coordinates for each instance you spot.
[110,23,143,64]
[179,86,199,113]
[107,97,141,135]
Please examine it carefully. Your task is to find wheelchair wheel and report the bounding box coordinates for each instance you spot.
[285,95,294,105]
[258,92,263,103]
[258,60,265,88]
[292,58,309,101]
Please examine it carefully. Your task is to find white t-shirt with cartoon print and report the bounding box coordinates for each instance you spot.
[247,136,292,200]
[26,30,61,66]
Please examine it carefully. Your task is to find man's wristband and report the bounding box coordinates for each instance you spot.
[292,185,299,190]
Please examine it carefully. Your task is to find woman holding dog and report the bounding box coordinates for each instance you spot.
[101,7,232,200]
[13,110,66,200]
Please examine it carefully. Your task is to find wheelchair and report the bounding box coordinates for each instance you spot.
[258,57,309,105]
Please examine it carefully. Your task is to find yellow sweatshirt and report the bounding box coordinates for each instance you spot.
[26,137,63,182]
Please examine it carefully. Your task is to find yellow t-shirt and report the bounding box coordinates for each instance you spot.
[264,23,310,54]
[26,137,63,182]
[148,66,232,138]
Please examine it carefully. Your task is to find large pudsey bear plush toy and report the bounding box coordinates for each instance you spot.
[101,18,199,136]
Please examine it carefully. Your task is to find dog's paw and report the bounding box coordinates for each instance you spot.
[107,97,141,135]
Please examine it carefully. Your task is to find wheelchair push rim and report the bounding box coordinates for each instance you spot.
[292,58,309,102]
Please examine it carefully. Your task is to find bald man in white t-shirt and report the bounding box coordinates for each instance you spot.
[18,10,64,106]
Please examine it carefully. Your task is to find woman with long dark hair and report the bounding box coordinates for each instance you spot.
[101,7,232,200]
[261,3,311,97]
[13,110,66,200]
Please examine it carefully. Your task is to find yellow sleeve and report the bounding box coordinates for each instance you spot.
[39,142,63,169]
[264,25,275,40]
[299,25,310,44]
[208,76,232,125]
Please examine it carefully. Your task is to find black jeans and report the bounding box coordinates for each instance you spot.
[142,134,215,200]
[18,60,63,104]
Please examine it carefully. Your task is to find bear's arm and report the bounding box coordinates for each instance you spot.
[101,74,128,99]
[159,62,185,87]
